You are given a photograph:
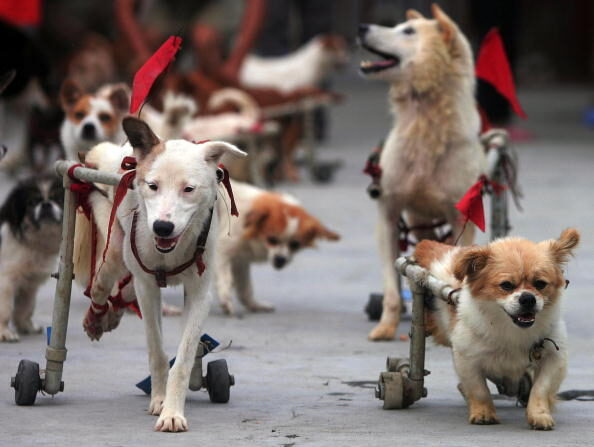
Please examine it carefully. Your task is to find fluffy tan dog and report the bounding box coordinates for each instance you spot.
[358,4,486,340]
[413,229,579,430]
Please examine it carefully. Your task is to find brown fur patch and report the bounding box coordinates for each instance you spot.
[414,239,452,269]
[66,95,92,123]
[135,141,166,183]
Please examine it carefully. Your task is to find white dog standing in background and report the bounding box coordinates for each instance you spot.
[74,117,246,432]
[358,4,486,340]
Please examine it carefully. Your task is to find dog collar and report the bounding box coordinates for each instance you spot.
[130,208,214,288]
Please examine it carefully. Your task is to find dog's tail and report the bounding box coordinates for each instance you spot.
[207,88,260,121]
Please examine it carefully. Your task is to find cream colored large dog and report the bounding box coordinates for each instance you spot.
[359,4,486,340]
[73,118,245,432]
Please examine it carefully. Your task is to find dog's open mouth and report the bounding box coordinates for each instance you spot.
[360,43,400,74]
[509,312,536,328]
[154,235,180,253]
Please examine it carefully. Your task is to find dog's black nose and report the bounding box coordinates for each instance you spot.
[81,123,96,140]
[358,23,369,38]
[273,255,287,269]
[153,220,174,237]
[519,292,536,308]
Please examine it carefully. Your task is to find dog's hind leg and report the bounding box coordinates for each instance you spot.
[527,346,567,430]
[215,251,236,315]
[134,277,168,418]
[155,276,213,432]
[369,203,401,341]
[233,259,274,313]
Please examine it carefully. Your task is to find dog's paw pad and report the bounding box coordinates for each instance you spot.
[155,412,188,432]
[148,397,164,416]
[529,414,555,431]
[82,308,107,341]
[368,323,396,341]
[0,327,19,342]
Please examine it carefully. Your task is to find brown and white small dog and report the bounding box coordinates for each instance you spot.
[359,4,486,340]
[240,34,349,92]
[215,180,340,315]
[0,175,63,341]
[413,229,580,430]
[59,79,130,160]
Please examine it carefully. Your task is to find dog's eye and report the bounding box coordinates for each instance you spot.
[74,111,85,120]
[267,236,279,246]
[147,182,158,191]
[98,113,112,122]
[533,280,548,290]
[403,27,415,35]
[499,281,515,291]
[184,186,195,193]
[289,240,301,251]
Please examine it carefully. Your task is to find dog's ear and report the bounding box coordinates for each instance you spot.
[60,79,83,110]
[453,246,490,282]
[548,228,580,265]
[122,117,160,159]
[243,208,269,239]
[201,141,247,165]
[406,9,424,20]
[431,3,455,43]
[108,83,130,114]
[0,181,30,238]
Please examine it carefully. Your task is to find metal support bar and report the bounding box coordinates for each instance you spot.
[408,280,426,401]
[396,257,460,305]
[44,173,76,395]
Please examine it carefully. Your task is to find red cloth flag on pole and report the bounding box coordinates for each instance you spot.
[475,28,527,119]
[130,36,182,114]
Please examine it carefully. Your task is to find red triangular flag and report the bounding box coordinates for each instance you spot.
[130,36,182,114]
[456,177,487,232]
[475,28,527,119]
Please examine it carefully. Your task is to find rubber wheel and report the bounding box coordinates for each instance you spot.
[365,294,383,321]
[311,163,335,183]
[13,360,41,406]
[380,372,404,409]
[206,359,231,403]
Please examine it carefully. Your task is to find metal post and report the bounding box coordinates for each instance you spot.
[44,174,76,394]
[490,147,510,240]
[408,280,426,401]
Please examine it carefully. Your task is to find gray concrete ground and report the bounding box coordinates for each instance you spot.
[1,72,594,446]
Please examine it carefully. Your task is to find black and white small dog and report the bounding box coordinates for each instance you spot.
[0,175,63,341]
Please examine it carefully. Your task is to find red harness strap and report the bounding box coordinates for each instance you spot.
[107,274,142,318]
[130,209,213,288]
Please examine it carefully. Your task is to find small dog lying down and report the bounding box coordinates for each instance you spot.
[215,180,340,315]
[0,175,63,341]
[240,34,348,92]
[73,117,246,431]
[413,229,580,430]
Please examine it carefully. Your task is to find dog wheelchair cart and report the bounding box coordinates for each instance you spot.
[10,161,234,406]
[374,129,522,408]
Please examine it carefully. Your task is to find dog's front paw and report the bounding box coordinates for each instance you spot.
[247,301,275,313]
[528,412,555,431]
[155,410,188,432]
[148,395,165,416]
[106,308,125,332]
[15,319,42,335]
[368,323,396,341]
[469,406,499,425]
[83,307,107,341]
[0,326,19,342]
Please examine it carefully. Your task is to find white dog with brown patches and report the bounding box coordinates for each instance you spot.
[413,229,580,430]
[74,117,245,432]
[358,4,486,340]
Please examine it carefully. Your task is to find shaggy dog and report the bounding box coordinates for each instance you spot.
[359,4,486,340]
[413,229,579,430]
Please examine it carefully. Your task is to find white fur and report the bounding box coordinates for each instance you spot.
[76,135,246,432]
[240,36,348,92]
